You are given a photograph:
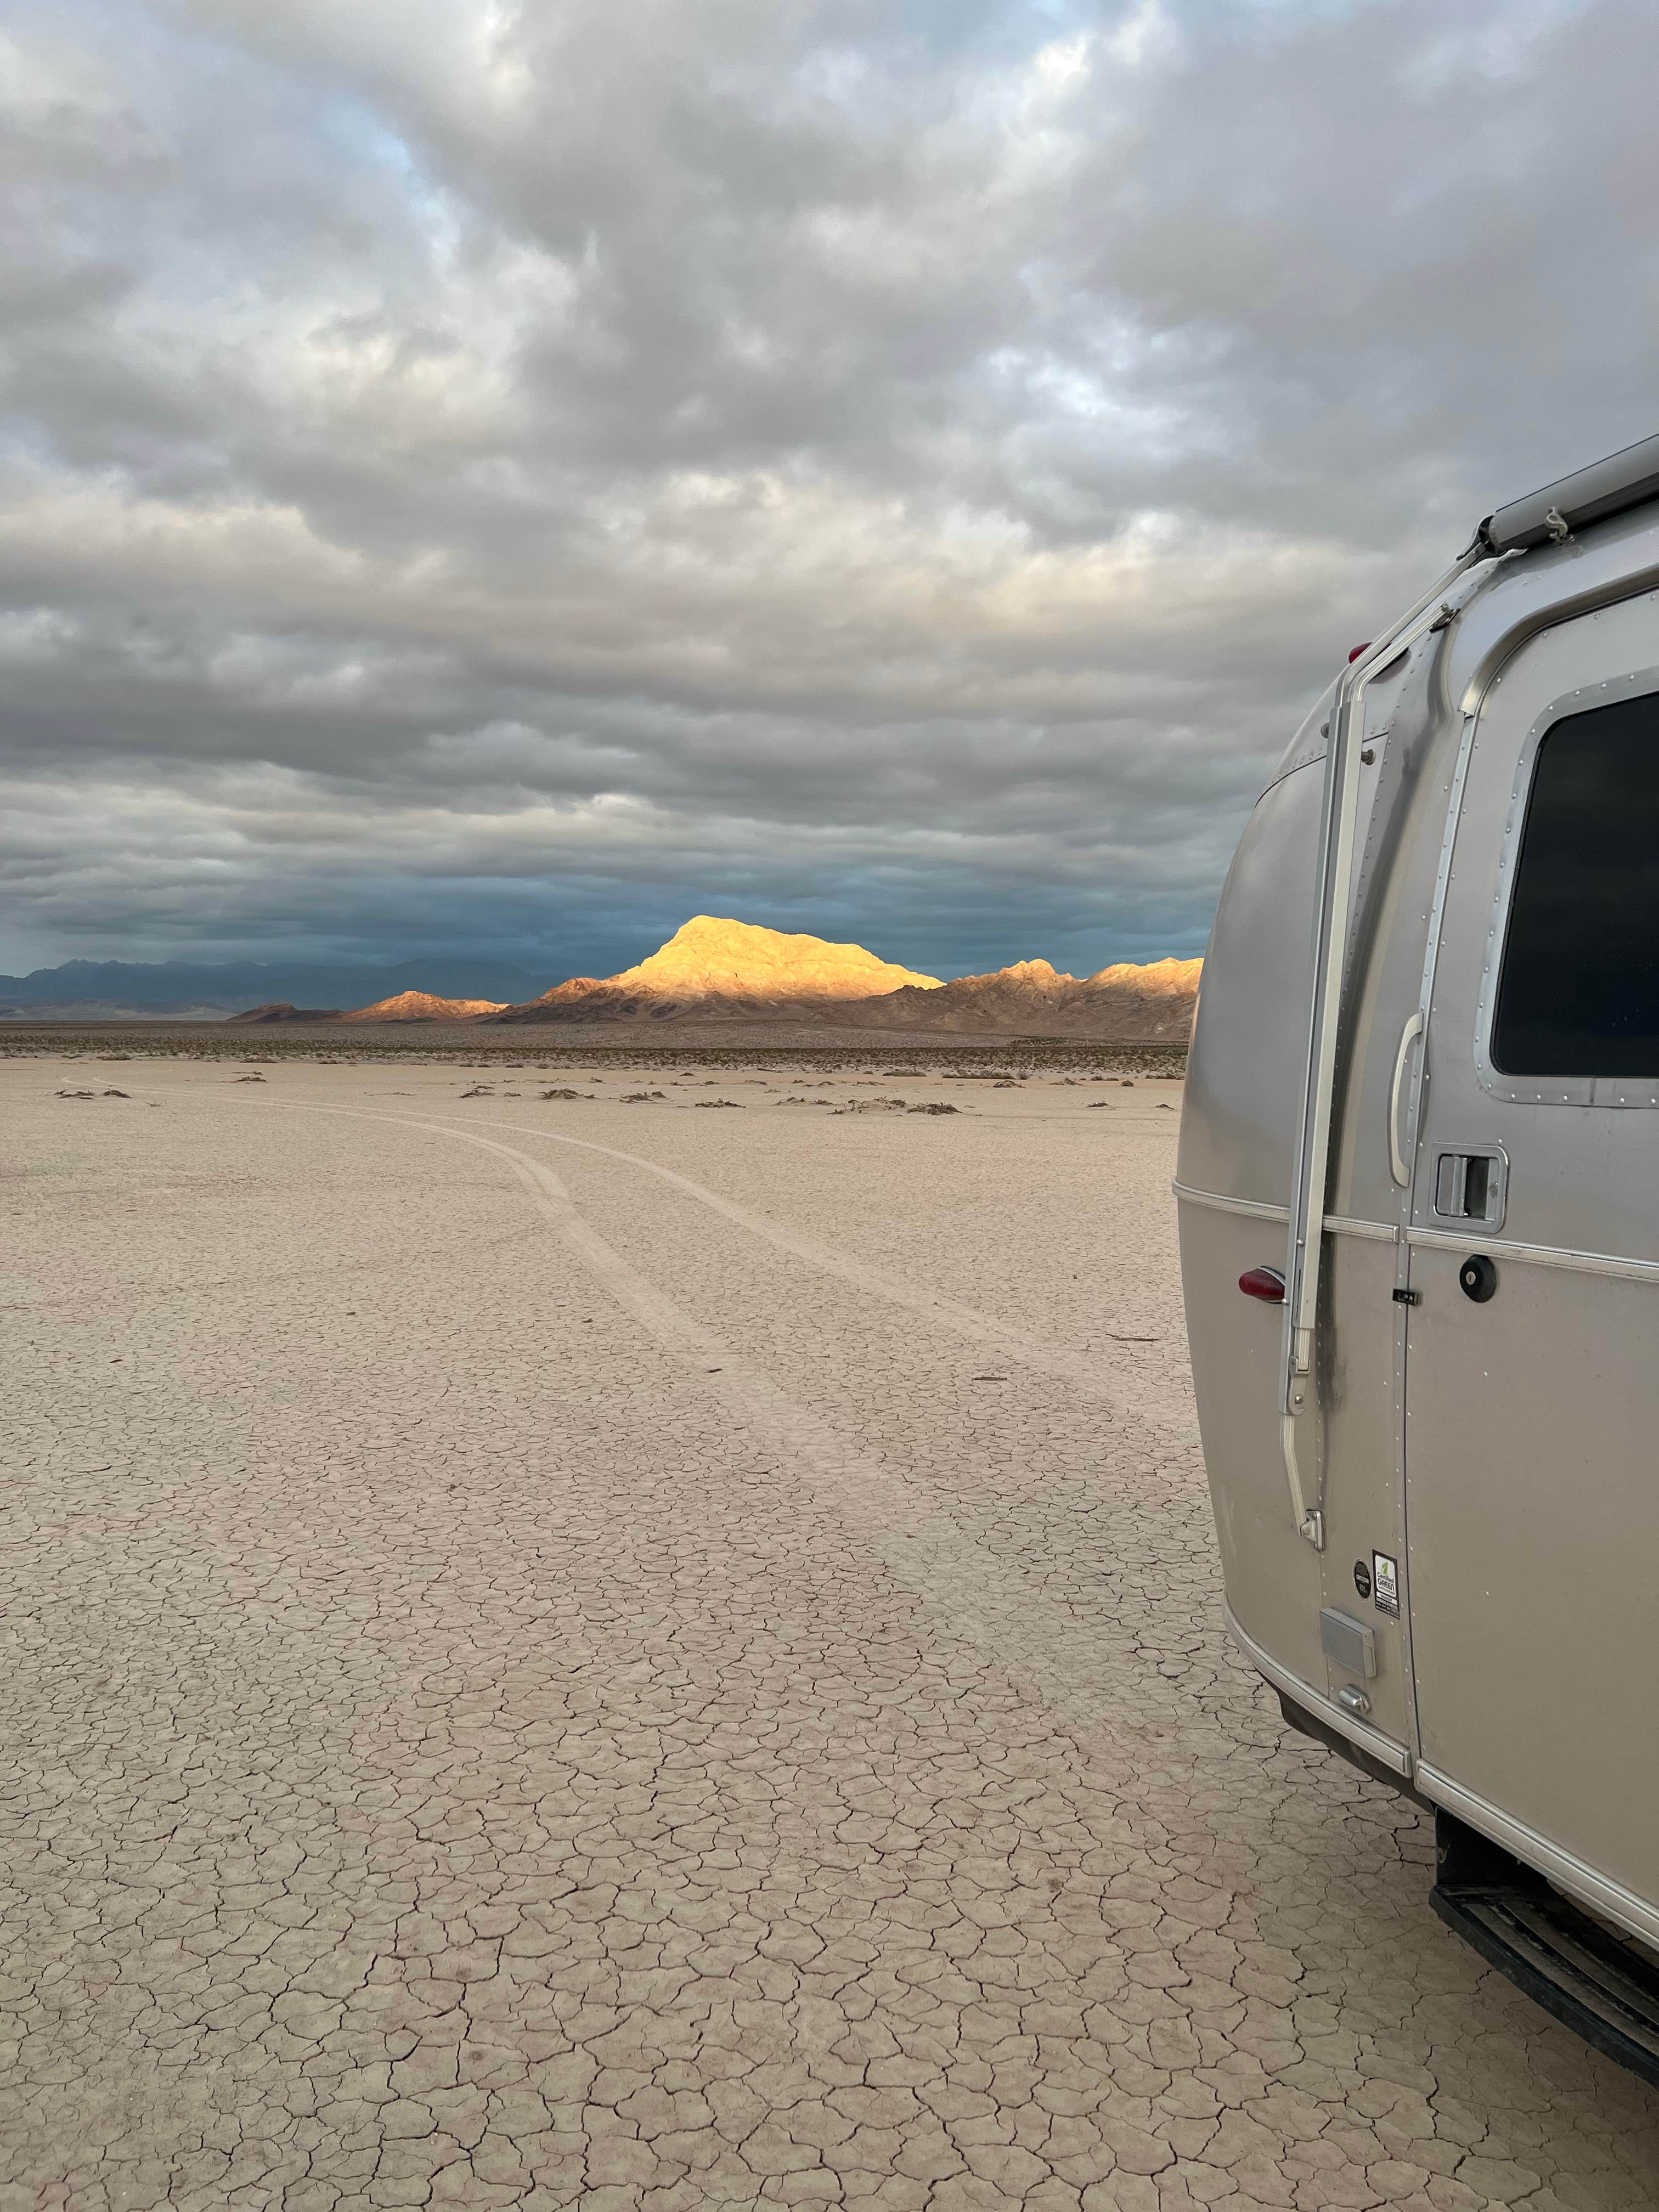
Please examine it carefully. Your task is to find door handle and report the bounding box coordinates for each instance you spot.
[1389,1012,1423,1187]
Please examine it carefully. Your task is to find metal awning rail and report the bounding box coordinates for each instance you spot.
[1276,426,1659,1549]
[1279,544,1488,1547]
[1482,430,1659,555]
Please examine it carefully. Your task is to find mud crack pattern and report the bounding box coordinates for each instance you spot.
[3,1063,1657,2210]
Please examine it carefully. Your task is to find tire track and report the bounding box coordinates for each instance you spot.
[59,1077,1188,1428]
[410,1107,1196,1435]
[279,1101,1200,1758]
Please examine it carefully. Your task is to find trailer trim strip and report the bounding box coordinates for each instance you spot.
[1170,1181,1288,1222]
[1324,1214,1398,1244]
[1173,1183,1398,1246]
[1417,1767,1659,1955]
[1407,1226,1659,1285]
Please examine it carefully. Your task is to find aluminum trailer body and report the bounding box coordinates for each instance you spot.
[1177,433,1659,2078]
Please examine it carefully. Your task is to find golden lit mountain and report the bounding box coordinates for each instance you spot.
[490,916,940,1022]
[610,916,939,999]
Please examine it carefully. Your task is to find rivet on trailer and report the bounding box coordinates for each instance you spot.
[1177,431,1659,2083]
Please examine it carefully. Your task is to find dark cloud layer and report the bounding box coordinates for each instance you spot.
[2,0,1654,979]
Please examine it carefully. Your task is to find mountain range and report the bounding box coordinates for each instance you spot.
[0,956,545,1018]
[815,956,1199,1038]
[223,917,1200,1040]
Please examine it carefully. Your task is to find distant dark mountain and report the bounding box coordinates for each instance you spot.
[226,991,508,1024]
[0,957,546,1016]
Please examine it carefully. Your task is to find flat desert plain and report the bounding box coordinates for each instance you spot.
[4,1057,1656,2211]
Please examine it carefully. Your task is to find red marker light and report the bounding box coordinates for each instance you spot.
[1347,641,1373,663]
[1239,1266,1286,1302]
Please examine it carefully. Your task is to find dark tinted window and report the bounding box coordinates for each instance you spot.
[1492,691,1659,1075]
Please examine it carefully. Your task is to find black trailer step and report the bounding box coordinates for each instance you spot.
[1431,1812,1659,2087]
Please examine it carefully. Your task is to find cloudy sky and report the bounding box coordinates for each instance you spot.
[2,0,1654,983]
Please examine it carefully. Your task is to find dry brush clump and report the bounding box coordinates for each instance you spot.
[0,1023,1187,1090]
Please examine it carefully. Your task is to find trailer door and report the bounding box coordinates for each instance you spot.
[1403,602,1659,1927]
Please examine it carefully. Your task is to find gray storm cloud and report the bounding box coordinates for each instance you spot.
[1,0,1653,979]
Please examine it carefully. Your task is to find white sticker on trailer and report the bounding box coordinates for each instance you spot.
[1373,1551,1400,1618]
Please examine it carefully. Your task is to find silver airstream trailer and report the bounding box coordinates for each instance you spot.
[1178,432,1659,2078]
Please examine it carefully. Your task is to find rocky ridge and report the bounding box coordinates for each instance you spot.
[333,990,507,1023]
[230,919,1201,1040]
[227,1002,343,1024]
[228,991,505,1025]
[816,956,1201,1039]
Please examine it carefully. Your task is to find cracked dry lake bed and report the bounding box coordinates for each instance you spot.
[4,1057,1657,2209]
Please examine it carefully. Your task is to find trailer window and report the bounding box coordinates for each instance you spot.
[1492,692,1659,1076]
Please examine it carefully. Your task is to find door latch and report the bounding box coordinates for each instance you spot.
[1432,1144,1508,1231]
[1391,1286,1421,1307]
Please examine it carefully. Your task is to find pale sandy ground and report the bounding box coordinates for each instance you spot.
[4,1059,1657,2211]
